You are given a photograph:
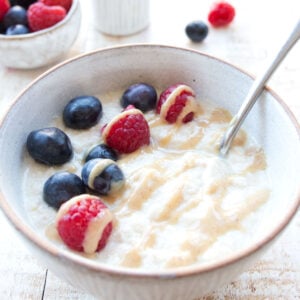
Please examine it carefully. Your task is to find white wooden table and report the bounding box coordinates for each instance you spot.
[0,0,299,298]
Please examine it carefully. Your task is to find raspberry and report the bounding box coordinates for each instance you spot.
[156,84,197,124]
[27,2,66,32]
[102,106,150,154]
[39,0,72,12]
[56,194,114,254]
[208,2,235,27]
[0,0,10,22]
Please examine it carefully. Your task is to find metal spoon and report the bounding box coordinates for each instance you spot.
[219,19,300,157]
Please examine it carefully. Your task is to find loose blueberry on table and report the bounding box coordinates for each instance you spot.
[185,21,209,43]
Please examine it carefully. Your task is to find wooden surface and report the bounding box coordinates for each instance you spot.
[0,0,299,298]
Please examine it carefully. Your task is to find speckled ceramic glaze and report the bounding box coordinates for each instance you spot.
[0,0,81,69]
[0,45,299,299]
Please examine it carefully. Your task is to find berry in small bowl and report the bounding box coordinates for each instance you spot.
[3,5,28,31]
[0,0,10,21]
[0,0,81,69]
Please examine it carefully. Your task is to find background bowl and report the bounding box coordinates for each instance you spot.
[0,0,81,69]
[0,45,299,300]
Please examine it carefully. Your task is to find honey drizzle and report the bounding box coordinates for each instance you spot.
[245,148,267,172]
[127,169,161,210]
[209,108,232,123]
[156,184,184,222]
[99,105,269,269]
[166,189,270,268]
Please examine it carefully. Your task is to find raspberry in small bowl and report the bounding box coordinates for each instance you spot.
[0,0,81,69]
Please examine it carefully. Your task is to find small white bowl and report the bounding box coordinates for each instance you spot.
[0,45,299,299]
[0,0,81,69]
[91,0,150,36]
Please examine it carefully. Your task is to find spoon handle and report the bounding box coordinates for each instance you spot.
[219,19,300,157]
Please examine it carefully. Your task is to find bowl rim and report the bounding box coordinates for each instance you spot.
[0,44,299,279]
[0,0,79,40]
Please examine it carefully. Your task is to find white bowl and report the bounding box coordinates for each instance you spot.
[0,0,81,69]
[91,0,150,36]
[0,45,299,299]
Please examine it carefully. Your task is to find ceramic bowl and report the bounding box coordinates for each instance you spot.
[0,0,81,69]
[0,45,299,300]
[91,0,150,36]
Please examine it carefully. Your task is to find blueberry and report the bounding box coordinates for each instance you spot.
[85,144,118,162]
[3,6,28,29]
[43,172,86,210]
[81,158,125,195]
[120,83,157,112]
[185,21,209,43]
[26,127,73,165]
[6,24,29,35]
[63,95,103,129]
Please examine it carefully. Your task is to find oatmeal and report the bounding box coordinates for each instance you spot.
[22,89,270,270]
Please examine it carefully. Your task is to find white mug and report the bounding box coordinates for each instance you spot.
[91,0,150,36]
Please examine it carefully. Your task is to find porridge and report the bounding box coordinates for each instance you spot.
[22,83,270,270]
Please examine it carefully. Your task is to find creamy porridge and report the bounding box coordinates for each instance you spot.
[22,90,270,270]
